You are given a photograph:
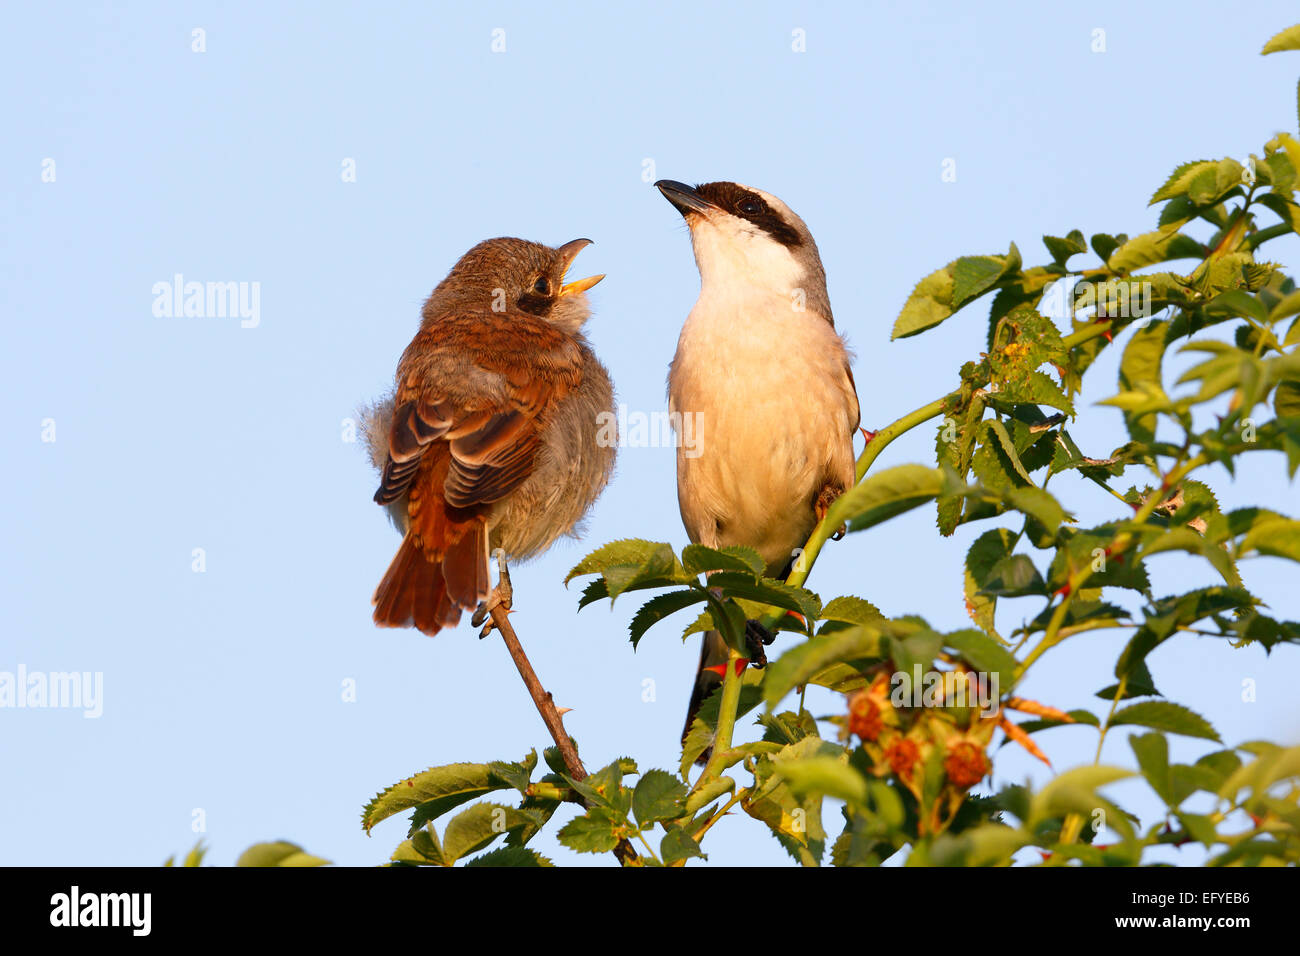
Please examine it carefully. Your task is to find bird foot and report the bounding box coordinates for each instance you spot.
[744,619,773,668]
[815,485,848,540]
[473,551,513,637]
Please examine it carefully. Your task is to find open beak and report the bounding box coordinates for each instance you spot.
[555,238,605,296]
[655,180,716,218]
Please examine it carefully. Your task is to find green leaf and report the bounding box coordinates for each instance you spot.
[944,629,1018,686]
[1091,233,1122,262]
[390,828,445,866]
[465,846,554,867]
[774,756,866,805]
[441,802,534,864]
[556,812,622,854]
[818,595,885,627]
[1029,766,1134,826]
[704,572,821,621]
[1129,732,1173,806]
[362,763,507,835]
[487,750,538,794]
[994,370,1075,415]
[660,826,707,864]
[1108,231,1203,273]
[986,419,1035,485]
[1110,701,1220,741]
[681,544,766,576]
[632,769,688,826]
[1262,24,1300,54]
[1117,319,1169,443]
[892,265,955,340]
[565,538,677,583]
[952,244,1022,309]
[763,626,886,708]
[236,841,330,867]
[1204,288,1269,323]
[1240,517,1300,562]
[964,529,1014,638]
[1115,586,1255,679]
[1043,230,1087,266]
[827,464,944,533]
[1149,160,1218,205]
[629,589,709,649]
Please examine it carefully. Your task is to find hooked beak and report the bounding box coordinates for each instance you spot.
[655,180,715,218]
[555,238,605,296]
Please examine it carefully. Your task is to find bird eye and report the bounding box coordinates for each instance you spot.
[738,198,762,215]
[533,277,551,295]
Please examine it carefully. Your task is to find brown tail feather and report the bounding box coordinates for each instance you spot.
[372,451,490,637]
[682,629,730,764]
[440,519,489,610]
[373,534,462,635]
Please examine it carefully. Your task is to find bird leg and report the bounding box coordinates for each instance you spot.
[473,549,513,637]
[744,619,774,668]
[815,483,848,540]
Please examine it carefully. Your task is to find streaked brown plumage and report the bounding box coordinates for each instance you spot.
[362,237,616,636]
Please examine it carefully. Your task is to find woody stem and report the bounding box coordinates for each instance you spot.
[489,604,639,865]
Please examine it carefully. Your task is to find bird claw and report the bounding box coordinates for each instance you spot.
[744,619,773,668]
[814,484,847,539]
[473,551,513,637]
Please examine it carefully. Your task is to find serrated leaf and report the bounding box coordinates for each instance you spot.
[681,544,766,576]
[892,265,955,340]
[1240,517,1300,562]
[236,841,330,867]
[465,846,554,867]
[362,763,506,834]
[1111,701,1220,741]
[763,626,886,708]
[660,826,706,864]
[818,595,885,627]
[1150,160,1218,205]
[774,755,866,805]
[442,802,533,864]
[827,464,944,533]
[1129,732,1173,806]
[556,812,621,854]
[1029,766,1134,825]
[629,589,708,649]
[944,629,1018,686]
[565,538,677,583]
[704,571,821,620]
[1107,231,1204,273]
[632,769,688,826]
[1043,230,1087,266]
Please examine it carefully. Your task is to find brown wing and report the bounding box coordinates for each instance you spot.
[373,311,584,511]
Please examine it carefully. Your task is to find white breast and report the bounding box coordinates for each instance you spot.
[668,282,858,573]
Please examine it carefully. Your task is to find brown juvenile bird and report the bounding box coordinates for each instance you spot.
[656,180,860,754]
[362,237,615,635]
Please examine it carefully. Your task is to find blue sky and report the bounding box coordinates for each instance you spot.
[2,1,1298,867]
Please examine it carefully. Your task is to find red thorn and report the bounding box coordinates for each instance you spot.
[703,659,750,678]
[785,610,807,627]
[1053,585,1071,599]
[860,428,877,444]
